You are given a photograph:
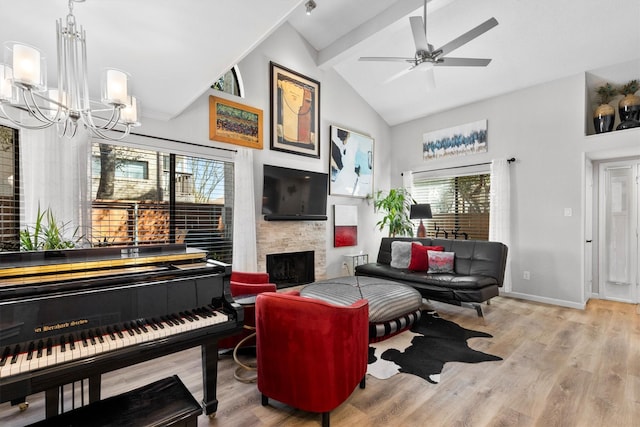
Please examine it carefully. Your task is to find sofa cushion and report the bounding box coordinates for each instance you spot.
[408,243,444,271]
[427,251,455,273]
[390,241,420,269]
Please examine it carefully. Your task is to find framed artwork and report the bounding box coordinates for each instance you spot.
[334,205,358,247]
[422,119,487,161]
[209,95,263,149]
[269,62,320,158]
[329,125,373,198]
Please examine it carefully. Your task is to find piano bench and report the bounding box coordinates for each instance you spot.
[27,375,202,427]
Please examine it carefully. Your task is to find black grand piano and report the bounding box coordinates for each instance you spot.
[0,244,243,420]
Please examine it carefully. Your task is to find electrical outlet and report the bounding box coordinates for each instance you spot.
[523,271,531,280]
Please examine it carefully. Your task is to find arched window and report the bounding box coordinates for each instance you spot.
[212,65,244,98]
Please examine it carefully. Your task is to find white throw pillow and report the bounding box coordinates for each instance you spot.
[390,241,421,269]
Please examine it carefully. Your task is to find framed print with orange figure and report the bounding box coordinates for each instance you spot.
[269,62,320,158]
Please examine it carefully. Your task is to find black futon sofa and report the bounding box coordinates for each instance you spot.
[355,237,508,316]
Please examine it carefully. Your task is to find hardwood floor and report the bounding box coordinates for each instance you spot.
[1,297,639,426]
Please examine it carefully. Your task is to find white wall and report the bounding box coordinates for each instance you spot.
[135,22,391,277]
[122,22,640,306]
[391,73,640,308]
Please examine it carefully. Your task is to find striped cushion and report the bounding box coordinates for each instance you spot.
[369,309,421,342]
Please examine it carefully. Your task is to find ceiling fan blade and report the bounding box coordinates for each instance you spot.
[359,56,414,63]
[435,57,492,67]
[409,16,429,52]
[437,17,498,57]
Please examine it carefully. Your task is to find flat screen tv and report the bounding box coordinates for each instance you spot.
[262,164,328,221]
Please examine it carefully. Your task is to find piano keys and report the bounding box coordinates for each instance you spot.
[0,244,243,419]
[0,307,228,378]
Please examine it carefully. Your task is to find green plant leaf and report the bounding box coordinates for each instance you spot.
[373,188,415,237]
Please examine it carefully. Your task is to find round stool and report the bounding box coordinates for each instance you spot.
[300,276,423,342]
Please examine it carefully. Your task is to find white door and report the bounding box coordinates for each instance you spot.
[598,161,639,303]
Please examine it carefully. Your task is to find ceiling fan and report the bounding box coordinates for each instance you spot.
[359,0,498,88]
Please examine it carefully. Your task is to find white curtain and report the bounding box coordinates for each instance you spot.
[20,126,91,246]
[402,170,413,194]
[232,147,257,271]
[489,158,512,292]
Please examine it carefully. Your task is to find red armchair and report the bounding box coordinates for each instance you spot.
[218,271,277,350]
[255,291,369,427]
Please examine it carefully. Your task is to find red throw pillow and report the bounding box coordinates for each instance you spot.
[408,243,444,271]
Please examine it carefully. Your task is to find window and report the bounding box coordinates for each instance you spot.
[93,156,149,180]
[91,143,234,262]
[211,66,244,98]
[0,125,19,251]
[412,172,491,240]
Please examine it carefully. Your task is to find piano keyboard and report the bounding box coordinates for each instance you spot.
[0,306,228,379]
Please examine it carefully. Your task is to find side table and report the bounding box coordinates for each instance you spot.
[343,253,369,276]
[233,294,258,383]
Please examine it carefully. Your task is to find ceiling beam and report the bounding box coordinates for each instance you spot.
[316,0,454,69]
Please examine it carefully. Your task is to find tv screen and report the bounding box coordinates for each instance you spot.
[262,164,328,220]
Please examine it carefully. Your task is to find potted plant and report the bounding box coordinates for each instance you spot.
[616,79,640,130]
[20,205,82,251]
[373,188,415,237]
[593,83,617,134]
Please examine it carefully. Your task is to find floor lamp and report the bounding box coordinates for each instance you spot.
[410,204,432,238]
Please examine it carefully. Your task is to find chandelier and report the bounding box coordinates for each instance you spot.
[0,0,140,141]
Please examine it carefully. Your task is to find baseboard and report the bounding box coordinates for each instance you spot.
[500,291,587,310]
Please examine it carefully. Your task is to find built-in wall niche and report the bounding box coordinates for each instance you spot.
[585,59,640,136]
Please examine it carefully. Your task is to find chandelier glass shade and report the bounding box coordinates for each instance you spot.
[0,0,140,140]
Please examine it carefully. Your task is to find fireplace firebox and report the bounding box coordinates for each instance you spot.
[266,250,315,288]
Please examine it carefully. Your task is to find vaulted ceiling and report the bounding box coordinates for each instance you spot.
[2,0,639,126]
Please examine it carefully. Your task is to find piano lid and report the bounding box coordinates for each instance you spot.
[0,244,209,288]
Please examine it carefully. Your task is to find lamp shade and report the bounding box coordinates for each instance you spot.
[410,203,432,219]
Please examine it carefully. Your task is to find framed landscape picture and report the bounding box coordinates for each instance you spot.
[329,125,373,198]
[269,62,320,158]
[422,119,487,161]
[209,95,263,149]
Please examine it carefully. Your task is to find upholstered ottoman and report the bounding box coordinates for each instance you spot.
[300,276,423,342]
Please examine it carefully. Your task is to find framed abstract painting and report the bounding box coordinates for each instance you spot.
[269,62,321,158]
[329,125,373,198]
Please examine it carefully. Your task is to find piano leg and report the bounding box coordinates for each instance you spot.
[201,340,219,417]
[45,388,58,418]
[89,375,101,404]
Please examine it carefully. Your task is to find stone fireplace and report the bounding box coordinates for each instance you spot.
[256,220,326,284]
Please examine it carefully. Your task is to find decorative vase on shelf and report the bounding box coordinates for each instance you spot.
[594,103,616,134]
[593,83,618,134]
[616,79,640,130]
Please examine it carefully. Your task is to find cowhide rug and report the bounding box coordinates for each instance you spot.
[368,311,502,384]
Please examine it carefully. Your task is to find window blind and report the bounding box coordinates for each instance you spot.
[412,172,491,240]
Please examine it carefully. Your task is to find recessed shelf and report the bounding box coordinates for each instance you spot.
[585,59,640,136]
